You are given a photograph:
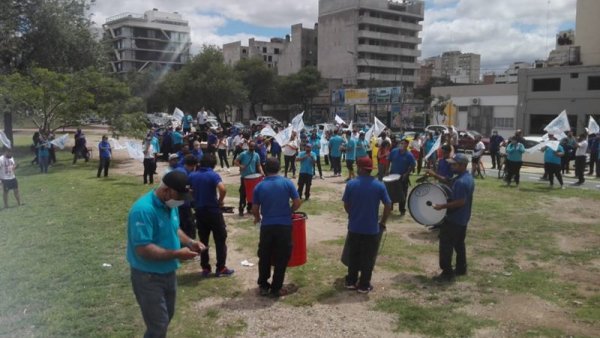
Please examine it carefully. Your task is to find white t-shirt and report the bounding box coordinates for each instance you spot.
[0,155,16,180]
[473,141,485,158]
[576,140,588,157]
[410,139,422,151]
[283,139,299,156]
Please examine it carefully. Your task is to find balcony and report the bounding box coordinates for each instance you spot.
[357,44,421,57]
[357,59,418,70]
[358,16,423,32]
[357,30,421,45]
[357,72,416,83]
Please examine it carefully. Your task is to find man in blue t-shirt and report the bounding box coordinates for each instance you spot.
[328,130,344,177]
[126,171,206,337]
[234,141,264,216]
[542,134,565,189]
[252,158,301,298]
[387,139,416,215]
[427,153,475,281]
[342,157,391,293]
[97,135,112,178]
[189,154,234,277]
[171,127,184,153]
[182,112,193,134]
[344,131,357,181]
[296,143,317,200]
[309,130,323,178]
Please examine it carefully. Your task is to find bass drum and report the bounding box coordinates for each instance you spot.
[408,183,451,226]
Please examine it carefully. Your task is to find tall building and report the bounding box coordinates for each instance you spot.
[440,51,481,84]
[317,0,425,90]
[494,62,532,84]
[103,9,191,73]
[222,23,318,75]
[576,0,600,66]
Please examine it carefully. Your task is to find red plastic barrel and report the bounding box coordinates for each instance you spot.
[288,212,307,267]
[244,174,263,203]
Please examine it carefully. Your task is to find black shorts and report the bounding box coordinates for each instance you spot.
[471,157,481,165]
[346,160,355,170]
[2,178,18,192]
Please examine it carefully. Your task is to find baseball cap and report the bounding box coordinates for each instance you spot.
[356,157,374,170]
[447,153,469,165]
[162,171,192,200]
[168,153,179,161]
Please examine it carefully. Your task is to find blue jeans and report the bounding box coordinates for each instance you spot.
[131,268,176,338]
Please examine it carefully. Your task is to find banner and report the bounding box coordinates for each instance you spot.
[110,138,127,150]
[172,107,184,128]
[259,126,277,138]
[50,134,69,150]
[424,134,442,160]
[544,110,570,134]
[365,116,387,141]
[126,141,145,162]
[334,114,346,125]
[588,116,600,135]
[291,112,305,133]
[345,89,369,105]
[0,131,11,149]
[274,125,293,146]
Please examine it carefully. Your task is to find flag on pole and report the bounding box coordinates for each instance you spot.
[50,134,69,149]
[172,107,184,128]
[544,110,571,134]
[365,116,387,141]
[424,134,442,160]
[334,114,346,125]
[126,141,145,162]
[0,131,11,149]
[588,116,600,135]
[259,126,277,138]
[291,112,305,132]
[274,125,293,146]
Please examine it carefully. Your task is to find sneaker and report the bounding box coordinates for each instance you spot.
[400,211,406,216]
[356,284,374,294]
[215,267,235,277]
[432,273,455,282]
[200,269,212,277]
[344,282,357,290]
[453,269,467,276]
[259,287,270,297]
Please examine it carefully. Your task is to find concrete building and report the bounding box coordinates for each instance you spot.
[103,9,191,73]
[440,51,481,84]
[317,0,425,90]
[495,62,532,84]
[546,30,578,67]
[222,23,318,75]
[431,84,518,138]
[576,0,600,66]
[516,65,600,135]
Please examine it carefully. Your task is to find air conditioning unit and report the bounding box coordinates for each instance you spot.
[471,98,481,105]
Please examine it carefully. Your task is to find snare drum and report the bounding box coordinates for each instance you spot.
[382,174,403,203]
[408,183,451,226]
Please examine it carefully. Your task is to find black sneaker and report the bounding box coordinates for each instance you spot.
[215,267,235,277]
[356,284,374,294]
[453,269,467,276]
[344,282,357,290]
[259,287,270,297]
[432,273,455,282]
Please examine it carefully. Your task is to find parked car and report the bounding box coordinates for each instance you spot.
[249,115,282,128]
[425,124,449,135]
[500,136,589,168]
[457,130,490,153]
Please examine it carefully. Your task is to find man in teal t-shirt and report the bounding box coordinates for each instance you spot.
[296,143,317,200]
[234,141,264,215]
[542,134,565,189]
[127,171,206,337]
[344,131,357,181]
[328,130,344,177]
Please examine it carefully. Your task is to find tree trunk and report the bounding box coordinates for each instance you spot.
[3,112,13,148]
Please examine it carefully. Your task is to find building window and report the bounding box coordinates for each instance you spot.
[458,106,468,112]
[263,55,267,61]
[570,73,579,79]
[532,78,561,92]
[262,47,267,53]
[493,118,514,129]
[274,48,279,54]
[242,49,247,54]
[268,55,272,62]
[588,76,600,90]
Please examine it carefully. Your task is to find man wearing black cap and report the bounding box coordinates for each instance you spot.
[127,170,206,337]
[342,157,391,293]
[426,154,474,282]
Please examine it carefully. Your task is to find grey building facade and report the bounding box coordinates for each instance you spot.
[103,9,191,73]
[517,65,600,135]
[317,0,424,90]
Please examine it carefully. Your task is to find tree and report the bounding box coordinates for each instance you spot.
[0,0,104,74]
[0,67,145,137]
[158,45,247,124]
[277,66,325,112]
[234,58,276,118]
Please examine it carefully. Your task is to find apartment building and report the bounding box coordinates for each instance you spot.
[103,9,191,73]
[317,0,424,91]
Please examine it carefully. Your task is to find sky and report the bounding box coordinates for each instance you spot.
[90,0,577,73]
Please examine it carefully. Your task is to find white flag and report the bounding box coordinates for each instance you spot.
[0,131,11,149]
[544,110,571,134]
[126,141,145,162]
[274,125,293,146]
[259,126,277,138]
[110,138,127,150]
[291,112,305,133]
[588,116,600,135]
[334,114,346,125]
[172,107,184,128]
[347,120,353,132]
[365,116,387,141]
[424,134,442,160]
[50,134,69,150]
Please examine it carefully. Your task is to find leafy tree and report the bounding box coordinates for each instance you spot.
[158,45,247,124]
[234,58,276,118]
[0,0,103,74]
[0,67,144,137]
[277,66,325,112]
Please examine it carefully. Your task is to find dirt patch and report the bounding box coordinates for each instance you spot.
[541,197,599,225]
[555,234,600,253]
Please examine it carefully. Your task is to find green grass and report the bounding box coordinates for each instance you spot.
[575,294,600,324]
[375,297,494,337]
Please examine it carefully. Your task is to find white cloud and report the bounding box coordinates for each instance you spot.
[91,0,577,71]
